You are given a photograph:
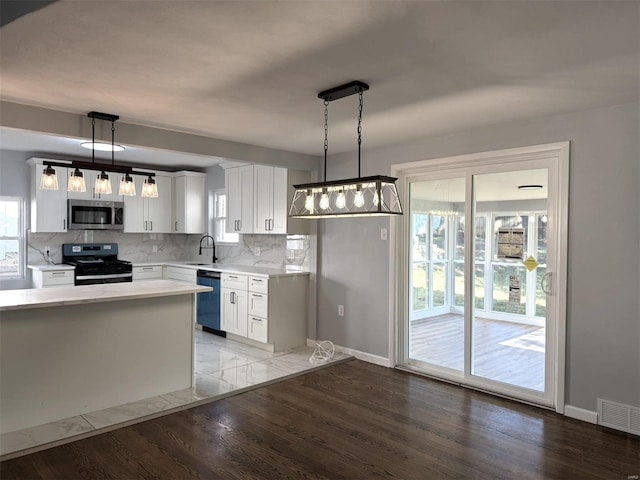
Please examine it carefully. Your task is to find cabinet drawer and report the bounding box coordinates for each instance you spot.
[221,273,248,290]
[43,270,74,286]
[248,316,268,343]
[248,292,268,318]
[248,276,268,294]
[133,265,163,281]
[166,267,196,283]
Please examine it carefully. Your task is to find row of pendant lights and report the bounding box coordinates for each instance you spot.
[39,111,159,198]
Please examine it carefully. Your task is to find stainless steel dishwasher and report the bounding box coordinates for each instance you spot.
[196,270,225,337]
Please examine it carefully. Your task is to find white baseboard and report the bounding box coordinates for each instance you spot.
[564,405,598,424]
[306,339,391,367]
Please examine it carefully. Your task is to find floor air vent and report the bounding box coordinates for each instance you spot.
[597,398,640,436]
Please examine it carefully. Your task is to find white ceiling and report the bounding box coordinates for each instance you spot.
[0,1,638,167]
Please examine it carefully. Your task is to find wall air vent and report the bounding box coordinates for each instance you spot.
[597,398,640,436]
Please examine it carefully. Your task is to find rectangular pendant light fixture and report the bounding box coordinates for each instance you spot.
[288,81,403,219]
[38,111,159,197]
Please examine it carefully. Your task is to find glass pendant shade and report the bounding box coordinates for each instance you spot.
[67,168,87,193]
[289,175,403,218]
[118,174,136,196]
[95,171,112,195]
[39,166,59,190]
[141,176,159,198]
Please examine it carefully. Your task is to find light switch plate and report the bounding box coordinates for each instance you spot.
[381,228,388,241]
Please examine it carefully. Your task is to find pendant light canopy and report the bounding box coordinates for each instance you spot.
[39,111,158,197]
[288,81,403,219]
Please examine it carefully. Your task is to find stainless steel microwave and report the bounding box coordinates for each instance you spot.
[67,200,124,230]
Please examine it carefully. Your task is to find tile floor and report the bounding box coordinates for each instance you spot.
[0,329,348,460]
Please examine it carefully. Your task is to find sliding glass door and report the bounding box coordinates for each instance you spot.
[399,144,568,409]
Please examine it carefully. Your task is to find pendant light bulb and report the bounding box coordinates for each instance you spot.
[118,174,136,196]
[95,171,112,195]
[354,186,365,208]
[67,168,87,193]
[39,166,59,190]
[304,190,314,213]
[319,189,330,210]
[336,190,346,209]
[141,175,158,198]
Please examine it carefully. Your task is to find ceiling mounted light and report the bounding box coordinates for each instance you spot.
[80,142,125,152]
[289,81,403,219]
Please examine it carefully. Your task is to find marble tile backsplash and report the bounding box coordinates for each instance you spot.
[28,231,310,270]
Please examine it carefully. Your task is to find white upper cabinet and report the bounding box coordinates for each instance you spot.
[225,165,254,234]
[123,174,172,233]
[253,165,289,234]
[29,160,68,233]
[173,172,205,234]
[253,166,309,235]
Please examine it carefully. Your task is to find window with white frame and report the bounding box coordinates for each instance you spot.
[0,197,24,278]
[210,189,239,244]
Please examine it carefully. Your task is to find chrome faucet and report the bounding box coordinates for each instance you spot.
[198,234,218,263]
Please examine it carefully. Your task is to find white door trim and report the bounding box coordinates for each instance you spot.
[390,142,569,413]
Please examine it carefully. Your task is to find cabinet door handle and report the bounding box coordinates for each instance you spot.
[51,272,66,276]
[144,221,148,231]
[265,219,269,231]
[237,220,241,231]
[150,221,153,231]
[142,267,153,271]
[230,291,236,304]
[63,219,66,230]
[252,293,262,298]
[175,221,178,231]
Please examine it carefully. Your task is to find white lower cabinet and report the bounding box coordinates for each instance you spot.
[133,265,164,281]
[248,315,268,343]
[32,269,75,288]
[221,287,248,337]
[165,266,197,283]
[220,272,308,352]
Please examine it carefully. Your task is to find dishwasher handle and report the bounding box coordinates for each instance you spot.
[197,270,221,279]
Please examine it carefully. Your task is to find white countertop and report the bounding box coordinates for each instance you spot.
[161,262,309,278]
[0,280,211,312]
[28,263,75,271]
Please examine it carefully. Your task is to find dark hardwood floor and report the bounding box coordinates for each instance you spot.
[2,360,638,480]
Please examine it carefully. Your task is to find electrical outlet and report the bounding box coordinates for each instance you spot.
[338,304,344,316]
[255,247,261,256]
[152,245,158,253]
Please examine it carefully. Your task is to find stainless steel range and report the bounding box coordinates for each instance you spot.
[62,243,132,285]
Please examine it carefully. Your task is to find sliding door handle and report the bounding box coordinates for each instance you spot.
[541,272,552,295]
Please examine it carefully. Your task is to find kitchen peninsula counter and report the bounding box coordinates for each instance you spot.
[0,280,210,311]
[0,281,211,435]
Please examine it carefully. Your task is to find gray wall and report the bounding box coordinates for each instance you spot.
[0,151,31,289]
[316,101,640,412]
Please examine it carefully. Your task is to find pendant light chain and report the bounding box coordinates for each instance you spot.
[323,99,329,182]
[357,90,363,178]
